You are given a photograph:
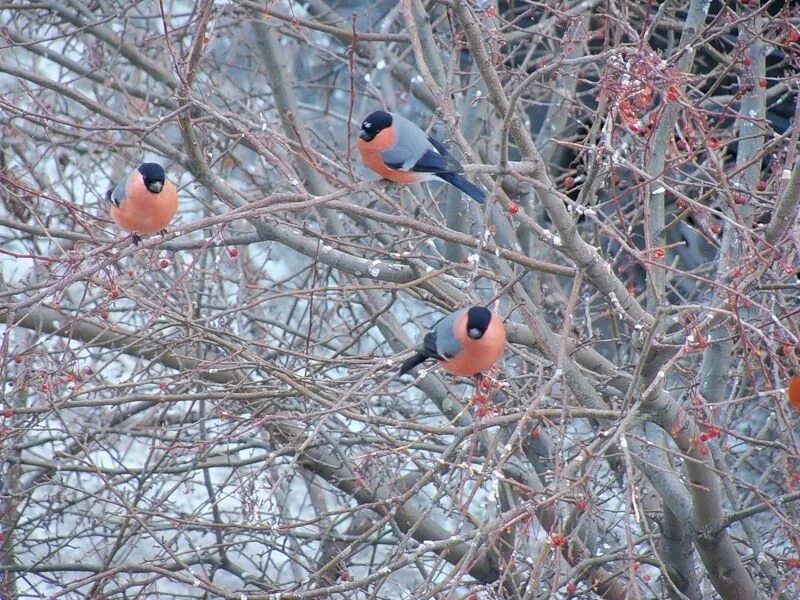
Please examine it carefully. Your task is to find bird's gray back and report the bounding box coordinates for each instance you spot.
[106,169,133,206]
[432,307,467,359]
[379,112,434,170]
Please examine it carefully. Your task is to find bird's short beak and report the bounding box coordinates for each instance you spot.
[151,181,163,193]
[359,130,371,141]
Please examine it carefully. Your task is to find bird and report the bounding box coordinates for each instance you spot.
[105,162,178,244]
[788,374,800,411]
[358,110,486,203]
[399,306,506,377]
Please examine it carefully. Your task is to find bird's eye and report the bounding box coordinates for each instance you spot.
[363,121,371,129]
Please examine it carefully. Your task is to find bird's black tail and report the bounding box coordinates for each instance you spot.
[436,172,486,203]
[399,353,429,375]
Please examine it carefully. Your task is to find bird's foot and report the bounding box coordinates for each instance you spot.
[131,233,142,245]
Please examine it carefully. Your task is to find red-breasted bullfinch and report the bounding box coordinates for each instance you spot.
[358,111,486,203]
[399,306,506,377]
[105,162,178,244]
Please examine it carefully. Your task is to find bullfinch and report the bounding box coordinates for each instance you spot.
[105,162,178,244]
[358,110,486,203]
[399,306,506,377]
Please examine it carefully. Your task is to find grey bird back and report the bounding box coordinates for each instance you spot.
[431,307,467,359]
[379,112,433,170]
[106,170,132,207]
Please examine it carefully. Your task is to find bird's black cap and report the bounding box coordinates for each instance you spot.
[466,306,492,339]
[359,110,393,141]
[138,162,166,193]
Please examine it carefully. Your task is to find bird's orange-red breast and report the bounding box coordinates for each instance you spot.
[107,163,178,240]
[788,374,800,411]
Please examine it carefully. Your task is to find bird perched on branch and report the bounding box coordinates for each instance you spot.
[105,162,178,245]
[399,306,506,377]
[358,110,486,203]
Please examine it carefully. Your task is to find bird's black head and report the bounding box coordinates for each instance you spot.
[466,306,492,340]
[359,111,393,142]
[138,162,166,193]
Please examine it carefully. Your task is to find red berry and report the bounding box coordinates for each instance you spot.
[666,85,679,101]
[759,78,767,88]
[228,247,239,258]
[757,180,767,191]
[565,582,576,594]
[710,224,721,234]
[742,57,752,67]
[564,176,575,189]
[733,194,747,205]
[551,533,566,548]
[653,248,665,259]
[575,499,587,512]
[699,433,709,442]
[13,355,22,364]
[508,202,519,215]
[699,446,709,456]
[706,137,720,149]
[3,407,12,418]
[100,310,109,320]
[159,259,170,269]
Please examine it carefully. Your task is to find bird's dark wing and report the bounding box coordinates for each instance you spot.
[105,178,126,207]
[421,330,445,359]
[398,330,447,376]
[407,137,463,174]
